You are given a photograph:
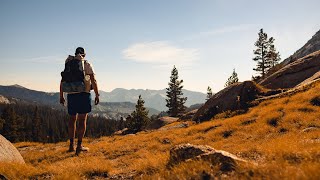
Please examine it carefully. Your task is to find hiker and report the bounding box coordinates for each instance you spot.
[59,47,100,155]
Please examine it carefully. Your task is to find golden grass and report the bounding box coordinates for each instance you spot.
[1,81,320,179]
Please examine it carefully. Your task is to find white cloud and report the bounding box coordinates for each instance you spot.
[122,41,198,66]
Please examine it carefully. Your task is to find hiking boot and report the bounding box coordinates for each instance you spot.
[75,146,89,156]
[67,145,75,152]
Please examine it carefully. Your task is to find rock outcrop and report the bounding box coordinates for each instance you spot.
[179,109,198,121]
[193,81,265,122]
[259,50,320,89]
[0,95,10,104]
[296,71,320,87]
[168,143,247,171]
[0,135,25,164]
[282,30,320,66]
[147,116,178,130]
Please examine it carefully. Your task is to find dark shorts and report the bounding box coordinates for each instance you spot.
[67,92,92,115]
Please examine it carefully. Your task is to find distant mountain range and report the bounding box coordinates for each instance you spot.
[96,88,206,111]
[0,85,206,118]
[0,84,59,107]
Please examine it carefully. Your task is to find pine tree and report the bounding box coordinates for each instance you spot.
[128,95,150,132]
[118,117,125,130]
[253,28,275,78]
[166,66,187,117]
[32,106,44,142]
[206,86,213,100]
[267,44,281,69]
[1,106,18,142]
[225,68,239,87]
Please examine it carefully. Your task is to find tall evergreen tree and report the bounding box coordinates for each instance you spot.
[267,44,281,69]
[166,66,187,117]
[225,68,239,87]
[206,86,213,100]
[1,106,18,142]
[32,106,42,142]
[253,28,275,78]
[128,95,150,132]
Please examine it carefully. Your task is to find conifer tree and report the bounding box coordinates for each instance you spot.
[166,66,187,117]
[253,28,275,78]
[1,106,18,142]
[32,106,42,142]
[118,117,125,130]
[225,68,239,87]
[128,95,150,132]
[267,44,281,68]
[206,86,213,100]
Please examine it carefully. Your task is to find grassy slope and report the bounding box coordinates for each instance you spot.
[1,81,320,179]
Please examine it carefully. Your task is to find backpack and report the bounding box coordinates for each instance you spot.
[61,57,87,93]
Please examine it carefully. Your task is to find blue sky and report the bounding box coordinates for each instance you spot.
[0,0,319,93]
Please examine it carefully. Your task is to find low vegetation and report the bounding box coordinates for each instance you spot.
[1,81,320,179]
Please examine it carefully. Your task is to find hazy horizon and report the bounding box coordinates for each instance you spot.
[2,83,207,94]
[1,0,320,93]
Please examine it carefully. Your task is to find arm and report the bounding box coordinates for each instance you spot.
[59,80,65,105]
[89,74,100,105]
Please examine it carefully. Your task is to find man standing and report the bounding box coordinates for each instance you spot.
[60,47,100,155]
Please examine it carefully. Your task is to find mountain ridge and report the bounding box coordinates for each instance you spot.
[0,84,205,113]
[282,29,320,66]
[98,88,206,111]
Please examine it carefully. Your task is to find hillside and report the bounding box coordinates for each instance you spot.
[282,29,320,66]
[0,85,60,107]
[259,50,320,89]
[1,80,319,179]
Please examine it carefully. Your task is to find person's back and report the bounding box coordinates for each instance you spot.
[60,47,100,156]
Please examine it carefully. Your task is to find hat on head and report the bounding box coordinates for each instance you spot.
[75,47,85,55]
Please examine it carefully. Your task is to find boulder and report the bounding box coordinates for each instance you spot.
[0,134,25,164]
[168,143,246,171]
[147,116,178,130]
[159,122,189,131]
[296,71,320,87]
[193,81,264,122]
[259,50,320,89]
[113,128,129,135]
[179,109,198,121]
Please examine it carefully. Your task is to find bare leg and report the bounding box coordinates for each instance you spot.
[68,115,77,151]
[76,113,88,148]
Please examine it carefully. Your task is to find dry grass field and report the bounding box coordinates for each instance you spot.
[1,81,320,179]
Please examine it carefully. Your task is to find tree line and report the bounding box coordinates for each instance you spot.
[0,103,125,143]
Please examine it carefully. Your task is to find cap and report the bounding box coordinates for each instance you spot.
[75,47,85,55]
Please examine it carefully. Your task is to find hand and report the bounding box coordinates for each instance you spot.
[95,96,99,105]
[60,96,65,106]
